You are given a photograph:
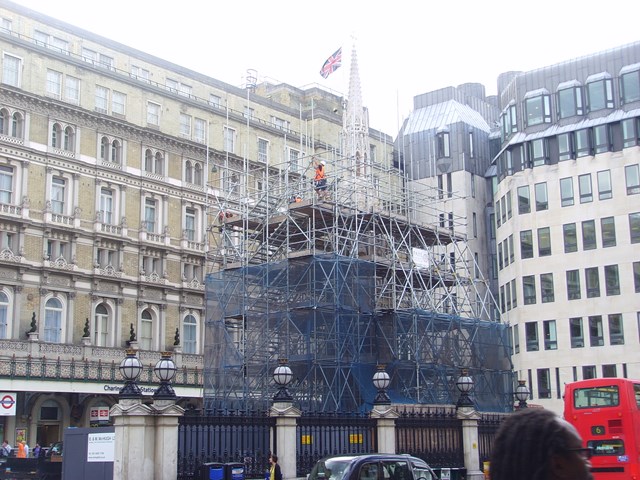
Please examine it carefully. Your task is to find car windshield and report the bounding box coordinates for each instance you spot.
[308,459,351,480]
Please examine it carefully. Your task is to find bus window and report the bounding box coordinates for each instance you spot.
[573,385,619,408]
[635,385,640,409]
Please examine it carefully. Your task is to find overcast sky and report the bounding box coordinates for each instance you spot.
[15,0,640,135]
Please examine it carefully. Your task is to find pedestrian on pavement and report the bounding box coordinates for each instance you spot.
[269,454,283,480]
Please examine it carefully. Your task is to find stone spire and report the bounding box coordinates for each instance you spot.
[342,42,370,178]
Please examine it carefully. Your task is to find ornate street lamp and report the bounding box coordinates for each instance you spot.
[515,379,530,409]
[153,352,177,399]
[119,349,143,398]
[455,368,474,408]
[372,364,391,405]
[273,358,293,402]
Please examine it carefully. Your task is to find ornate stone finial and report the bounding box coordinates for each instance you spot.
[26,312,37,335]
[129,323,136,342]
[83,317,90,337]
[173,327,180,346]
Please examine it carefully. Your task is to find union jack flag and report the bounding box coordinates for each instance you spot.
[319,47,342,79]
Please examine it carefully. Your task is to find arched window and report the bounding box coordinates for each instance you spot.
[194,163,202,186]
[44,297,63,343]
[154,152,164,175]
[94,303,109,346]
[12,112,23,138]
[140,309,153,350]
[0,291,9,339]
[183,314,197,354]
[0,108,7,135]
[185,161,193,183]
[63,126,74,151]
[100,136,109,161]
[111,140,121,163]
[51,123,63,148]
[144,149,153,171]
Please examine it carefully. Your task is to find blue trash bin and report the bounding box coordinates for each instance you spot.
[201,462,224,480]
[225,462,245,480]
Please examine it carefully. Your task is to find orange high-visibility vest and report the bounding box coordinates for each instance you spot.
[315,164,325,181]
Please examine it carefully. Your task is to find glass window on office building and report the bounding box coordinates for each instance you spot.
[558,132,575,160]
[560,177,574,206]
[557,83,583,118]
[585,267,600,298]
[566,269,581,300]
[525,321,539,351]
[608,314,624,345]
[518,185,530,214]
[578,174,593,203]
[583,365,596,380]
[602,364,617,377]
[537,368,552,399]
[575,129,592,157]
[604,265,620,296]
[570,317,584,348]
[563,223,577,253]
[535,182,548,211]
[594,125,611,153]
[543,320,557,350]
[520,230,533,259]
[626,164,640,194]
[600,217,616,247]
[588,315,604,346]
[540,273,554,303]
[523,275,536,304]
[538,227,551,256]
[597,170,612,199]
[630,213,640,244]
[524,91,551,126]
[620,65,640,104]
[622,119,639,148]
[582,220,596,250]
[586,74,614,111]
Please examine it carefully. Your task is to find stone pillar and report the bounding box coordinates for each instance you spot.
[110,398,156,480]
[456,406,483,480]
[153,398,185,480]
[270,401,301,480]
[370,405,398,454]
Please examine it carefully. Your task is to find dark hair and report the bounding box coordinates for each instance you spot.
[490,408,574,480]
[271,455,278,462]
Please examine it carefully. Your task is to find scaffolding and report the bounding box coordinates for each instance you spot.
[204,147,513,413]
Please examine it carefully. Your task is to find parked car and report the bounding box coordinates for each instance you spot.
[45,441,63,458]
[308,454,437,480]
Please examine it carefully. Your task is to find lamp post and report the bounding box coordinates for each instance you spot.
[373,364,391,405]
[119,349,143,398]
[455,368,474,408]
[515,379,530,409]
[153,352,177,399]
[273,358,293,402]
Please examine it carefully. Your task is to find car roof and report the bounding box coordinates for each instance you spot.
[320,454,427,465]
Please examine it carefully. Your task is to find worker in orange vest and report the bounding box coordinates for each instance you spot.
[313,158,327,199]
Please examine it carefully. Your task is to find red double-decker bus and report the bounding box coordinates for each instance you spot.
[564,378,640,479]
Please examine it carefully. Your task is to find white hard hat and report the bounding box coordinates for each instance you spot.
[320,160,326,165]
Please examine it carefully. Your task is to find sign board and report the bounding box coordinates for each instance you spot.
[87,432,115,462]
[90,406,111,426]
[440,468,451,480]
[412,247,430,269]
[0,392,16,416]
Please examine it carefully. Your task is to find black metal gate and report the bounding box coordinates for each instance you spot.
[296,414,378,476]
[395,407,464,470]
[178,413,276,480]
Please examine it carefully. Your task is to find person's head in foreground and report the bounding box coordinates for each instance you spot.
[490,408,593,480]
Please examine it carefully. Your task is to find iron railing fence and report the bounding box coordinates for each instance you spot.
[178,412,275,480]
[395,406,464,470]
[296,413,378,477]
[478,413,507,470]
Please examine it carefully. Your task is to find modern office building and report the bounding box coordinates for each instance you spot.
[0,0,393,446]
[492,41,640,412]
